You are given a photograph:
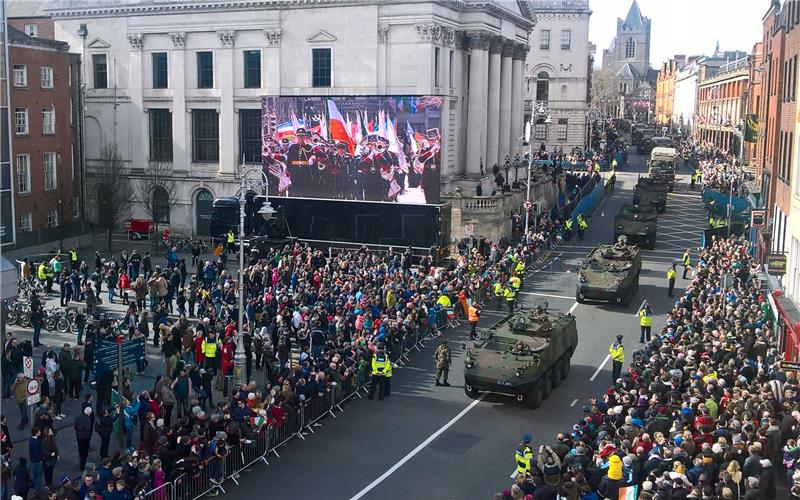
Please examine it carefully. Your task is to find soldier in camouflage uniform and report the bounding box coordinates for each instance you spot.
[434,338,452,386]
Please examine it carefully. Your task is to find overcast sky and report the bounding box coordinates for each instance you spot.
[588,0,767,66]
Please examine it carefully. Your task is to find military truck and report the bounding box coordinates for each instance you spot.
[575,239,642,307]
[463,300,577,409]
[614,204,658,249]
[648,146,678,191]
[633,177,669,213]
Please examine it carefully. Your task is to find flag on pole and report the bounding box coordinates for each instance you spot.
[318,114,329,140]
[378,110,387,139]
[406,121,418,154]
[355,113,363,144]
[326,99,354,152]
[618,485,637,500]
[275,121,295,141]
[291,111,302,132]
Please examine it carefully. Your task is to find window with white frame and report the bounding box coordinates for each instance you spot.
[534,118,547,140]
[18,213,32,233]
[539,30,550,50]
[557,118,568,140]
[14,108,28,135]
[42,108,55,135]
[44,152,57,191]
[40,66,53,88]
[16,155,31,194]
[12,65,27,87]
[560,30,571,50]
[46,208,58,228]
[24,24,38,37]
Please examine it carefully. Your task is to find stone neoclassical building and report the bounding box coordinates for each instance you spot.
[47,0,536,235]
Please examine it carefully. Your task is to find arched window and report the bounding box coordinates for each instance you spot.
[536,71,550,102]
[153,187,170,224]
[625,38,636,59]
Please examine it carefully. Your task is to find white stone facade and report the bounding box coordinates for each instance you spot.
[524,0,591,153]
[672,60,700,135]
[47,0,534,235]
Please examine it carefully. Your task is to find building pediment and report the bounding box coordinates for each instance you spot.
[307,30,336,43]
[88,37,110,49]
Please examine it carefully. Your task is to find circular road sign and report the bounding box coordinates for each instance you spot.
[27,378,40,395]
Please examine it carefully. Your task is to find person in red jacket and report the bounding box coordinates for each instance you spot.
[118,273,131,305]
[220,339,235,396]
[194,331,205,366]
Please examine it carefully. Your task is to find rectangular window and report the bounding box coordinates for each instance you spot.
[46,208,58,228]
[557,118,568,140]
[449,50,455,89]
[149,109,173,162]
[239,109,262,163]
[192,109,219,162]
[18,213,32,233]
[43,152,57,191]
[561,30,571,50]
[243,50,261,89]
[539,30,550,50]
[40,66,53,88]
[434,47,441,87]
[197,51,214,89]
[93,54,107,89]
[24,24,37,37]
[152,52,168,89]
[16,155,31,194]
[12,64,27,87]
[14,108,29,135]
[312,48,332,88]
[42,108,55,135]
[534,121,547,140]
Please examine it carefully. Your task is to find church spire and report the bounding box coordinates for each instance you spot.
[714,39,720,57]
[623,0,644,29]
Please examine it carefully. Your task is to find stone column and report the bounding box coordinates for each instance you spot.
[511,43,528,156]
[217,30,236,174]
[127,33,146,169]
[169,32,187,171]
[465,31,491,176]
[377,25,389,93]
[263,29,282,94]
[498,40,513,164]
[486,36,502,170]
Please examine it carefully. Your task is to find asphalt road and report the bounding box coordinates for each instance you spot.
[225,149,708,500]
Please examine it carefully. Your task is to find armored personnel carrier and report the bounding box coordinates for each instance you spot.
[632,177,669,213]
[614,204,658,249]
[576,238,642,307]
[464,300,578,409]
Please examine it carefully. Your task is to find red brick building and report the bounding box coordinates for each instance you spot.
[8,26,77,236]
[758,0,799,256]
[7,15,54,41]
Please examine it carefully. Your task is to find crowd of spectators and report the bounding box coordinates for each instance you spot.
[496,231,800,500]
[694,145,747,195]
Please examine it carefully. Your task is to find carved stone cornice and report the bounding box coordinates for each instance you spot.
[488,36,503,54]
[513,42,530,60]
[263,29,282,47]
[416,22,455,46]
[217,30,236,47]
[127,32,143,49]
[441,26,455,47]
[466,30,493,51]
[377,24,389,44]
[169,32,186,48]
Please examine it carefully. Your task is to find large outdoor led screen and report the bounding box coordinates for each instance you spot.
[262,96,443,204]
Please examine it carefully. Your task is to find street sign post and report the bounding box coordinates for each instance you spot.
[92,337,146,374]
[464,224,474,237]
[23,356,33,378]
[751,209,765,228]
[26,378,40,406]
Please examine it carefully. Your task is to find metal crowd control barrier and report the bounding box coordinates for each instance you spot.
[140,482,171,500]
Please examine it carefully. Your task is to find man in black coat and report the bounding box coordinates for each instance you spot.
[74,406,94,470]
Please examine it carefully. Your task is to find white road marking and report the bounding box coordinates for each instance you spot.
[350,393,487,500]
[633,299,647,316]
[569,302,579,314]
[589,354,611,381]
[518,291,574,300]
[570,398,578,407]
[510,470,519,479]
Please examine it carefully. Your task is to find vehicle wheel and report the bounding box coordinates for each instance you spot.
[57,318,70,333]
[130,232,142,241]
[575,290,585,304]
[526,386,543,409]
[464,384,479,399]
[7,311,17,325]
[541,373,553,399]
[561,356,572,379]
[551,366,561,388]
[45,317,56,331]
[20,313,31,327]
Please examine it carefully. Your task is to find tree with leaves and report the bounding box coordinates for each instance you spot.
[134,161,180,232]
[94,144,134,251]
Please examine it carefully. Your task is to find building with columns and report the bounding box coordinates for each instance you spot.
[524,0,592,153]
[46,0,535,235]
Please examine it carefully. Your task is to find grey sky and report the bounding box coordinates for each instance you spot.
[588,0,766,66]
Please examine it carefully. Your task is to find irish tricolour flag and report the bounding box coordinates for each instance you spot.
[618,485,637,500]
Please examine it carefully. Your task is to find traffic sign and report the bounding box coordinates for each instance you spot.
[464,224,474,237]
[523,201,532,210]
[23,356,33,378]
[751,209,765,228]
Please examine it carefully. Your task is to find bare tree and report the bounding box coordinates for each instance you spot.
[95,144,134,251]
[134,161,180,232]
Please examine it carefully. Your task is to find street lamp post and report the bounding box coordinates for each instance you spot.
[503,156,510,190]
[513,155,520,183]
[235,159,275,387]
[523,121,534,235]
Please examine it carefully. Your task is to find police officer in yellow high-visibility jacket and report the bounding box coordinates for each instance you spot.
[493,281,505,311]
[514,260,525,276]
[576,213,588,240]
[515,434,535,475]
[226,230,235,253]
[504,286,517,313]
[667,264,677,298]
[37,262,48,282]
[368,345,391,400]
[509,275,521,294]
[563,218,573,242]
[638,302,653,343]
[609,335,625,383]
[682,249,691,279]
[201,335,218,374]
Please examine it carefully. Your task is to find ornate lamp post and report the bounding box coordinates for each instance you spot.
[513,154,521,183]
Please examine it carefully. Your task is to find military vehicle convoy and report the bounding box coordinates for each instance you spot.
[648,146,678,191]
[633,177,669,213]
[614,204,658,249]
[575,239,642,307]
[463,300,577,409]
